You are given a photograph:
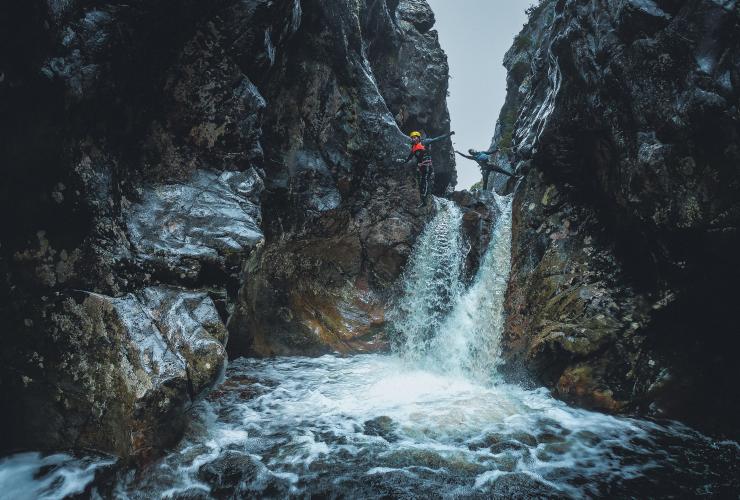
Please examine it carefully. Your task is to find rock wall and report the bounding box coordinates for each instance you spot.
[227,0,454,357]
[0,0,267,460]
[497,0,740,435]
[0,0,453,458]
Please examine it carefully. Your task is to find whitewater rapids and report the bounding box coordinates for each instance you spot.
[0,195,737,498]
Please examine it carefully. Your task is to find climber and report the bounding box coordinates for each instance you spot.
[455,148,516,188]
[399,130,455,207]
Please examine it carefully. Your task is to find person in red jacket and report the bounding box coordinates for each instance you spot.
[399,130,455,206]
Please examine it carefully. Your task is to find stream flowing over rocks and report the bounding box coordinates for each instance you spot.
[1,196,737,498]
[1,0,739,497]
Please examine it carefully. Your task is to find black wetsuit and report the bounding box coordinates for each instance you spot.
[405,133,453,202]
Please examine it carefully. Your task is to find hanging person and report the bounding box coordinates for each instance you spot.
[399,130,455,207]
[455,148,517,188]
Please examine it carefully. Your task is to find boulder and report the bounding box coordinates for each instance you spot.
[2,287,226,460]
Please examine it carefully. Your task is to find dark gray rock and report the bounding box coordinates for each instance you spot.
[364,416,399,442]
[198,451,264,497]
[368,0,455,191]
[228,0,454,357]
[450,189,499,281]
[130,287,228,395]
[0,287,226,460]
[0,0,453,458]
[488,473,567,499]
[494,0,740,435]
[125,169,264,280]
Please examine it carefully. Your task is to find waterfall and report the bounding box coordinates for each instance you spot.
[388,197,466,362]
[430,193,513,379]
[391,193,513,381]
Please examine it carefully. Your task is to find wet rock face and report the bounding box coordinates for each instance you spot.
[6,288,227,460]
[125,169,263,282]
[0,0,452,456]
[228,0,453,356]
[0,0,270,458]
[497,0,740,433]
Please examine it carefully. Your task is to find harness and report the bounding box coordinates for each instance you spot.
[411,142,432,170]
[418,159,433,170]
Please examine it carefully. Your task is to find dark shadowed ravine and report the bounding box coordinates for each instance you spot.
[1,0,739,498]
[1,197,737,498]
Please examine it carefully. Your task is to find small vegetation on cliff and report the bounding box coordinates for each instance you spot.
[513,33,533,52]
[497,107,518,151]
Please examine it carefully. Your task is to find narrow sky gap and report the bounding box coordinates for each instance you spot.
[427,0,533,189]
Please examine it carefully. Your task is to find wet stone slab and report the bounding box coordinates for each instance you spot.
[109,286,228,397]
[125,169,264,278]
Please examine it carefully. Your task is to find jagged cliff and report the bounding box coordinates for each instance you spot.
[0,0,452,459]
[496,0,740,435]
[227,0,454,357]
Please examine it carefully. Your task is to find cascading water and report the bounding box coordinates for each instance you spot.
[389,197,466,363]
[429,193,512,380]
[391,193,513,381]
[1,197,738,499]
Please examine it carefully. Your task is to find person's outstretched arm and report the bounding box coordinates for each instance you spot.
[423,131,455,145]
[399,150,415,164]
[455,150,476,160]
[483,147,499,155]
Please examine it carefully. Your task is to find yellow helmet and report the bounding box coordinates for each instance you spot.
[409,131,422,138]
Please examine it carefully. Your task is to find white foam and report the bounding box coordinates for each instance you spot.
[474,469,507,488]
[2,194,737,497]
[0,452,115,500]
